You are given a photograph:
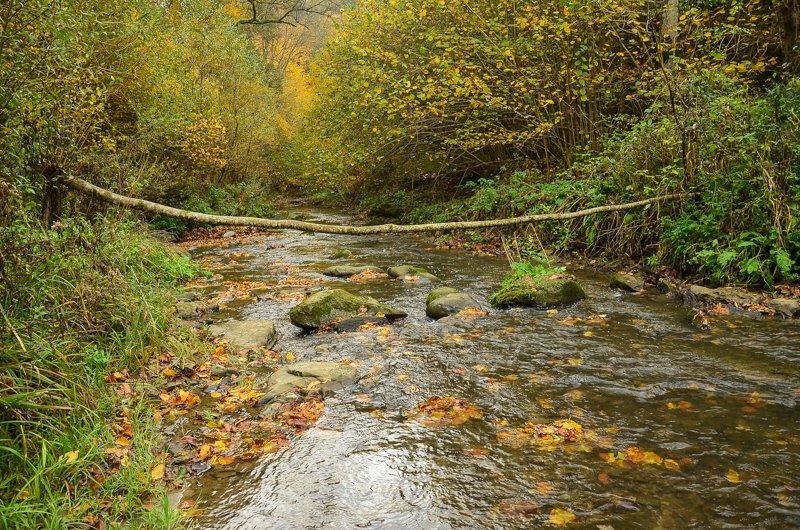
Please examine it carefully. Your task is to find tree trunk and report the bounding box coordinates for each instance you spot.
[777,0,800,73]
[663,0,679,68]
[41,167,62,229]
[62,176,695,235]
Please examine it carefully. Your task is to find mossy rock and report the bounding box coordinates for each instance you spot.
[609,273,644,292]
[426,287,459,305]
[329,250,353,260]
[491,277,586,308]
[427,292,481,319]
[289,289,407,329]
[387,265,439,281]
[323,265,384,277]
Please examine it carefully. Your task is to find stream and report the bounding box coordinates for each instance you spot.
[179,207,800,529]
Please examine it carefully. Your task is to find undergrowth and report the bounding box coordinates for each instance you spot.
[0,208,208,529]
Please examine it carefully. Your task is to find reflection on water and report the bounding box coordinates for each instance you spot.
[186,207,800,529]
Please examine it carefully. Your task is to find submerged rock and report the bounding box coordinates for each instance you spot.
[323,265,385,277]
[426,287,481,319]
[333,316,388,332]
[289,289,406,329]
[207,320,277,350]
[387,265,439,281]
[609,272,644,292]
[491,276,586,308]
[329,249,353,260]
[256,362,360,405]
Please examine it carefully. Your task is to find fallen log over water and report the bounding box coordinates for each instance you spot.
[64,176,695,235]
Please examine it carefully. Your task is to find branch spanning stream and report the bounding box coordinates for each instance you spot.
[64,176,694,235]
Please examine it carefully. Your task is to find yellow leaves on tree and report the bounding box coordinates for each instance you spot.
[180,112,229,171]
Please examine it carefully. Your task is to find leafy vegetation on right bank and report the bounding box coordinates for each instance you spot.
[280,0,800,288]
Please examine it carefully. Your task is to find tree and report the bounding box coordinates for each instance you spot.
[237,0,336,26]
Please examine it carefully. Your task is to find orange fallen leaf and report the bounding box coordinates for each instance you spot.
[664,459,681,471]
[598,473,610,485]
[179,499,195,509]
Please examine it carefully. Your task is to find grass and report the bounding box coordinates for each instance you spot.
[0,210,209,529]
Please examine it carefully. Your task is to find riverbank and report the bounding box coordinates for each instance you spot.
[0,215,208,529]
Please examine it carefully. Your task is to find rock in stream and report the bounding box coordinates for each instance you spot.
[289,289,406,329]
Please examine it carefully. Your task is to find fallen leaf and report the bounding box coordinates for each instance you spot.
[179,499,195,509]
[151,463,165,481]
[216,456,235,465]
[537,482,554,495]
[356,394,371,402]
[115,437,130,446]
[598,473,610,485]
[549,508,576,526]
[61,451,79,464]
[727,470,740,483]
[664,459,680,471]
[472,365,487,372]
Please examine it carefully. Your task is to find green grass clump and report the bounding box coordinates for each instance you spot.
[0,212,207,529]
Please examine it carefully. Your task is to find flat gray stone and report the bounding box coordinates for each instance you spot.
[767,298,800,317]
[323,265,385,277]
[256,362,359,405]
[207,320,277,350]
[689,285,762,305]
[426,292,481,319]
[610,273,644,292]
[223,231,235,238]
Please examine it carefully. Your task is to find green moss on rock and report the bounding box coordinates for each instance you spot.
[289,289,407,329]
[426,287,459,305]
[490,276,586,308]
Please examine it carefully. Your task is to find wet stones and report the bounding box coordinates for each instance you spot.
[609,272,644,292]
[323,265,385,277]
[207,320,277,350]
[333,316,388,332]
[288,289,407,329]
[387,265,439,281]
[688,284,764,306]
[426,287,481,319]
[491,276,586,309]
[767,298,800,318]
[256,362,360,406]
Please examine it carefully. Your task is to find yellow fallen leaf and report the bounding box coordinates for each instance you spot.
[583,331,594,336]
[306,380,320,390]
[216,456,234,465]
[472,365,487,372]
[567,359,583,365]
[199,445,212,458]
[162,369,175,377]
[61,451,79,464]
[549,508,576,526]
[664,459,680,471]
[642,452,663,465]
[214,441,228,449]
[398,374,409,381]
[727,470,740,483]
[151,463,165,481]
[286,352,295,361]
[115,437,130,446]
[214,346,225,356]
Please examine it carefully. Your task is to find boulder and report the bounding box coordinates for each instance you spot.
[491,277,586,308]
[426,287,459,304]
[426,291,481,319]
[329,250,353,260]
[688,284,717,303]
[222,230,236,238]
[175,291,199,302]
[323,265,385,277]
[207,320,277,350]
[333,316,389,332]
[767,298,800,318]
[387,265,439,281]
[689,285,763,305]
[173,247,191,258]
[289,289,407,329]
[174,301,201,319]
[609,273,644,292]
[256,362,360,406]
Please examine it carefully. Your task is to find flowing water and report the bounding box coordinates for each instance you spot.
[181,207,800,529]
